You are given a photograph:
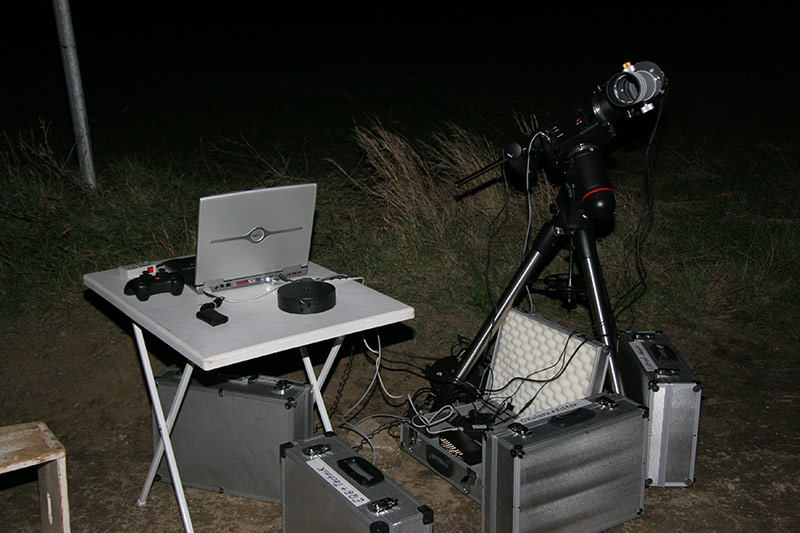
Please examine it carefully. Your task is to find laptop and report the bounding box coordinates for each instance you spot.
[165,183,317,293]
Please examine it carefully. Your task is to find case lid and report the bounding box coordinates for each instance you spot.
[488,308,609,417]
[490,393,645,448]
[618,331,699,384]
[156,365,310,402]
[283,433,432,526]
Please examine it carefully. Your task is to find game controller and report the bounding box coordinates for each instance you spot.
[124,269,184,301]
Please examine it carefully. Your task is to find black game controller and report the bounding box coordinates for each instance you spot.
[124,269,184,301]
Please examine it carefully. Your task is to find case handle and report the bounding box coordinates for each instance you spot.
[337,456,385,487]
[653,342,678,362]
[425,444,455,477]
[547,407,596,428]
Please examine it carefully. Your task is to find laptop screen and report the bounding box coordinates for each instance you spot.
[193,183,316,291]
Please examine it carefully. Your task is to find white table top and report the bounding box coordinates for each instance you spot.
[83,262,414,371]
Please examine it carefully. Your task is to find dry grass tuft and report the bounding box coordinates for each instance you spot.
[335,121,573,338]
[346,121,550,237]
[349,122,454,240]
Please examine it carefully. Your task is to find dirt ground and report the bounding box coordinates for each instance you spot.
[1,298,798,532]
[2,9,799,532]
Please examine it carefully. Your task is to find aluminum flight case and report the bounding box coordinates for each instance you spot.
[281,432,434,533]
[617,331,702,487]
[153,365,313,502]
[399,309,610,504]
[399,403,485,503]
[482,394,648,533]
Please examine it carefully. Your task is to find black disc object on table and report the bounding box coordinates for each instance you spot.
[277,280,336,314]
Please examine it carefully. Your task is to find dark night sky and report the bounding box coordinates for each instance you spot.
[2,4,795,166]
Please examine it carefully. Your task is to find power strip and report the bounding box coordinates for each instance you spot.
[119,261,158,280]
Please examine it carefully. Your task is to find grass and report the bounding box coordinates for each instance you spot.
[1,117,797,350]
[645,149,800,334]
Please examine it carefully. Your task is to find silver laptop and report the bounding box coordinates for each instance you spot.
[180,183,316,293]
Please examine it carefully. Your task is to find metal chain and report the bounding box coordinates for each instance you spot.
[352,419,403,453]
[314,342,355,433]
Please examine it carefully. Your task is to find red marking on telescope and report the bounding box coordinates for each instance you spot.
[581,187,613,203]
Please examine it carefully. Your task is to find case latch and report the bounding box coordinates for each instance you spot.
[368,497,398,513]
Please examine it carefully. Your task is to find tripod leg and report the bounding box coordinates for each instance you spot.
[453,222,564,384]
[574,229,624,394]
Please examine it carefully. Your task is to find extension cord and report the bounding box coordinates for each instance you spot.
[119,261,158,280]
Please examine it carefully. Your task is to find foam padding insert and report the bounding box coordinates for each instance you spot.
[489,308,607,417]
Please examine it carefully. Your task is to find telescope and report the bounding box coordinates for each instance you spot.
[432,61,667,408]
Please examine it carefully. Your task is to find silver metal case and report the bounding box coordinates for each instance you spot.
[617,331,702,487]
[153,366,313,502]
[482,394,648,533]
[399,403,484,503]
[281,433,434,533]
[399,309,611,505]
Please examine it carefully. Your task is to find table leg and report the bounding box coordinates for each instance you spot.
[300,335,345,433]
[138,361,194,506]
[317,335,344,387]
[132,323,195,533]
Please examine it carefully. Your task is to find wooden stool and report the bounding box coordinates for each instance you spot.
[0,421,70,532]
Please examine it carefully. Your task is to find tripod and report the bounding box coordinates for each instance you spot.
[431,145,625,408]
[427,60,667,408]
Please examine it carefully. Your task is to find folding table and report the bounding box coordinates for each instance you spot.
[83,262,414,532]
